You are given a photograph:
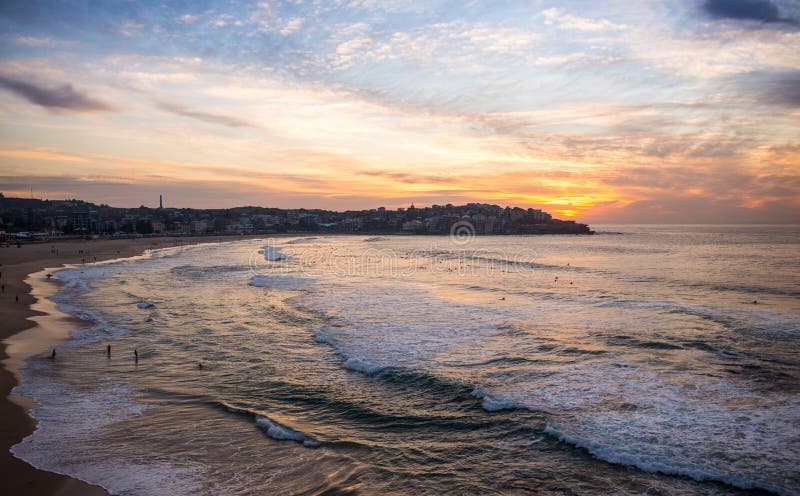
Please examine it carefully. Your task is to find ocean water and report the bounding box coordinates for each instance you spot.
[11,226,800,495]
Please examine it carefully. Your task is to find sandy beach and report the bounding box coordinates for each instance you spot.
[0,235,261,495]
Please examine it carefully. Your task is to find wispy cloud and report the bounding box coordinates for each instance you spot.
[280,17,305,36]
[541,8,628,32]
[13,35,76,47]
[156,102,257,128]
[356,170,455,184]
[0,75,115,112]
[0,147,87,162]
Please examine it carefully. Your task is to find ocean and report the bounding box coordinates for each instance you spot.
[11,226,800,495]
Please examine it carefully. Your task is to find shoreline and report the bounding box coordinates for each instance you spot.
[0,235,270,495]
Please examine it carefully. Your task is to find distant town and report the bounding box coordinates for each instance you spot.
[0,193,593,239]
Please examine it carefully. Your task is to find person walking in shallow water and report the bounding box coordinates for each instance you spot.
[107,344,111,357]
[134,349,138,363]
[50,348,56,360]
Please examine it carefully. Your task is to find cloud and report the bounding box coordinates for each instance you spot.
[702,0,799,25]
[623,26,800,80]
[759,71,800,106]
[13,36,74,47]
[280,17,305,36]
[357,170,454,184]
[0,75,115,112]
[0,147,87,162]
[156,102,257,128]
[735,70,800,106]
[541,8,628,32]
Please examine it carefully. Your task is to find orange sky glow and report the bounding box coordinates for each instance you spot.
[1,1,799,223]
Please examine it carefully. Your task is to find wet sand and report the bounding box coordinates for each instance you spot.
[0,236,264,495]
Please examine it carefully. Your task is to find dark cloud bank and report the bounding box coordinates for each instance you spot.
[0,75,115,112]
[703,0,799,25]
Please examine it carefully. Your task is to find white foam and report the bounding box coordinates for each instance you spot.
[11,377,208,496]
[313,329,336,346]
[255,416,317,447]
[543,424,790,495]
[313,328,384,374]
[594,298,800,339]
[257,245,287,261]
[478,361,800,495]
[342,357,385,375]
[471,390,518,412]
[47,299,134,347]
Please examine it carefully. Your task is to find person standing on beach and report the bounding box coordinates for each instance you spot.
[50,348,56,360]
[134,349,138,362]
[107,344,111,357]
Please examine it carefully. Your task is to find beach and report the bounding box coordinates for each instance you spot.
[0,236,260,495]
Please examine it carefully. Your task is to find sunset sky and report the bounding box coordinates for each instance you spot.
[0,0,798,223]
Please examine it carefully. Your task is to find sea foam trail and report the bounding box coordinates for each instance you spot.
[314,329,386,375]
[258,245,287,261]
[313,329,336,346]
[47,298,135,347]
[543,425,793,496]
[250,245,313,288]
[12,377,208,496]
[594,298,800,339]
[220,402,319,448]
[474,361,800,496]
[470,390,521,412]
[342,357,385,374]
[256,417,320,448]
